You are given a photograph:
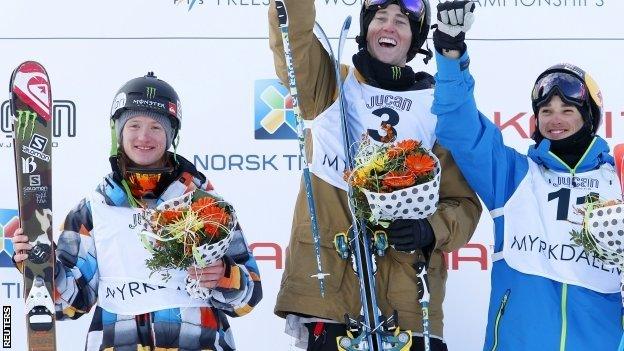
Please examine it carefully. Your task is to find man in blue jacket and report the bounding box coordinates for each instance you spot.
[430,1,622,350]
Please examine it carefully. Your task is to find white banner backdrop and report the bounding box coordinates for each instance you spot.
[0,1,623,350]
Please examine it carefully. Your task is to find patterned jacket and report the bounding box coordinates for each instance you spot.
[52,156,262,350]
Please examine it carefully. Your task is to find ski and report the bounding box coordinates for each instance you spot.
[314,20,411,351]
[10,61,56,351]
[274,0,329,297]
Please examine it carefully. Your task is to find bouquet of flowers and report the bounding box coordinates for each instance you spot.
[572,144,624,268]
[570,197,624,269]
[344,137,441,224]
[140,189,237,299]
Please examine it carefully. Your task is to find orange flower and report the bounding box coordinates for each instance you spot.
[343,170,352,182]
[161,209,183,223]
[387,147,402,159]
[191,197,218,216]
[345,170,367,188]
[396,139,420,152]
[351,175,367,188]
[405,154,436,176]
[387,139,420,158]
[382,171,416,188]
[201,206,230,237]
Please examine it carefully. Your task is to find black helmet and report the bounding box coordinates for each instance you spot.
[110,72,182,138]
[531,63,603,141]
[355,0,431,63]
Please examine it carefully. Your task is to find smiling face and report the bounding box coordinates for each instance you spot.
[366,4,412,67]
[121,115,167,168]
[537,95,585,141]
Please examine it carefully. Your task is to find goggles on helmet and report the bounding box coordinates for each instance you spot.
[531,71,588,108]
[365,0,425,20]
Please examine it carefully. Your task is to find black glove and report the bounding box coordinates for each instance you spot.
[432,1,476,54]
[386,218,435,252]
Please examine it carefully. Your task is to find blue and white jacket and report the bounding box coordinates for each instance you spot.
[432,51,621,351]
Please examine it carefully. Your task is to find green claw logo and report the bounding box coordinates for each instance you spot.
[15,110,38,140]
[391,66,401,80]
[146,86,157,99]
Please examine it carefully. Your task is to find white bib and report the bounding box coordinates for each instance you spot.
[90,192,211,315]
[503,160,621,293]
[310,68,437,191]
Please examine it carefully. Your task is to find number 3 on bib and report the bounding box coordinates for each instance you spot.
[367,107,399,143]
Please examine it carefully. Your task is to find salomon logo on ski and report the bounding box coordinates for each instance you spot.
[10,60,56,349]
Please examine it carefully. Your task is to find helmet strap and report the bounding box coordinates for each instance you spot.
[120,179,141,208]
[418,43,433,64]
[109,119,119,157]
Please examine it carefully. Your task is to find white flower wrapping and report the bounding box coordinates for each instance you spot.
[362,153,441,222]
[185,230,236,300]
[586,203,624,266]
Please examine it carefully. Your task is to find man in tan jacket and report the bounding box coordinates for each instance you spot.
[268,1,482,350]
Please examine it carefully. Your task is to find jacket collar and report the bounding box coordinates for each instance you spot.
[527,136,614,173]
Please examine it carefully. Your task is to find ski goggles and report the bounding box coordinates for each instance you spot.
[531,71,588,108]
[365,0,426,19]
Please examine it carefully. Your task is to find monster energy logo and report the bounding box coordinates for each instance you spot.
[391,66,401,80]
[15,110,37,140]
[146,87,157,99]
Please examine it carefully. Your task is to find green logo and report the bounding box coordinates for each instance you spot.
[391,66,401,80]
[15,110,37,140]
[146,86,157,99]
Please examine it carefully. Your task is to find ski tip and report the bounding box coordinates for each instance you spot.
[9,60,52,122]
[275,1,288,26]
[15,61,47,74]
[344,16,352,30]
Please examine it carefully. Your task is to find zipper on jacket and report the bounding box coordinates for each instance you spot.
[559,283,568,351]
[490,289,511,351]
[548,137,597,185]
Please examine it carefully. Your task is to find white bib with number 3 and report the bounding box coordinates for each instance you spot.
[502,159,621,293]
[310,67,437,191]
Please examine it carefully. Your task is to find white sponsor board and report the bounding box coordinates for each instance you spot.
[0,1,622,350]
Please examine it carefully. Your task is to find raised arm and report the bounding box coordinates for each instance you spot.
[268,0,342,118]
[432,52,528,211]
[431,1,528,211]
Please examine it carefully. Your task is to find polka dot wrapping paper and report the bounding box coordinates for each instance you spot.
[586,203,624,267]
[362,154,441,222]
